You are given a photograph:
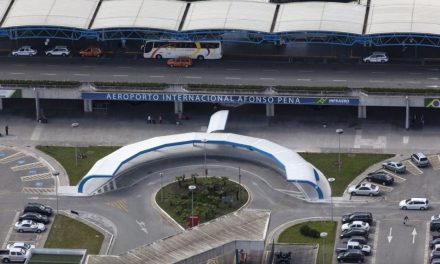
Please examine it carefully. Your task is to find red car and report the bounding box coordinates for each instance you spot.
[167,57,192,68]
[79,47,102,57]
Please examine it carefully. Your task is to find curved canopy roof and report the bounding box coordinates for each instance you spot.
[91,0,186,31]
[2,0,99,28]
[275,2,365,34]
[367,0,440,35]
[182,1,276,32]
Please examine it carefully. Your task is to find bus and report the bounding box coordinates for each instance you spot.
[142,40,222,60]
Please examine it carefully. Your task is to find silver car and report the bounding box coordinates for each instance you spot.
[363,52,389,63]
[14,220,45,233]
[45,46,70,56]
[382,161,406,173]
[11,46,37,56]
[348,183,380,196]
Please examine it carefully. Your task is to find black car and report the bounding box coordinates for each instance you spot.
[366,172,394,186]
[431,238,440,249]
[23,203,53,217]
[337,249,364,263]
[340,228,369,239]
[342,212,373,225]
[431,219,440,232]
[19,212,50,224]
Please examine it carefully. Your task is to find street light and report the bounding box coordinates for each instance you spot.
[160,172,163,202]
[52,171,60,214]
[320,232,328,264]
[71,123,79,167]
[328,177,335,221]
[201,139,208,177]
[336,128,344,171]
[188,185,197,216]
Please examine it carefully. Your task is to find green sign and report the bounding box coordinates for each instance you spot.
[0,89,21,98]
[425,98,440,108]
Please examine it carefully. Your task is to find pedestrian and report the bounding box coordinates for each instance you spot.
[5,125,8,136]
[404,215,409,225]
[158,115,162,124]
[147,115,151,124]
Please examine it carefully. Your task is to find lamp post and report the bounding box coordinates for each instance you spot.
[189,185,196,216]
[202,139,208,177]
[320,232,328,264]
[238,167,241,201]
[336,128,344,171]
[328,177,335,221]
[72,123,79,167]
[53,171,60,214]
[160,172,163,202]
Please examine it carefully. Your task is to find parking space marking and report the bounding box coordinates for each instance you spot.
[425,222,430,264]
[11,161,45,172]
[0,152,26,164]
[21,172,53,182]
[379,170,406,183]
[401,160,423,175]
[22,187,54,194]
[378,185,393,192]
[428,155,440,170]
[1,211,19,249]
[371,220,380,264]
[106,199,128,213]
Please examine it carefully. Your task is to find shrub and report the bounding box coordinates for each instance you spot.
[300,224,321,238]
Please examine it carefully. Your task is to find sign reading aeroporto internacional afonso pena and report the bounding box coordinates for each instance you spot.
[81,92,359,106]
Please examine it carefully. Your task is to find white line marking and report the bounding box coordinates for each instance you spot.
[185,76,201,79]
[259,78,274,80]
[427,85,440,88]
[403,136,409,144]
[370,80,385,83]
[2,211,19,249]
[226,68,240,71]
[149,75,164,78]
[406,81,421,84]
[424,222,430,264]
[73,73,90,76]
[428,77,439,80]
[9,72,24,75]
[112,74,128,77]
[297,78,311,81]
[136,220,149,234]
[42,73,57,76]
[332,79,347,82]
[371,220,380,264]
[118,66,132,69]
[225,77,241,80]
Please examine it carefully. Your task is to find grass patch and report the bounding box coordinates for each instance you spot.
[0,79,79,87]
[300,153,394,196]
[278,221,336,264]
[362,87,440,95]
[186,83,265,92]
[93,82,168,89]
[45,214,103,255]
[156,176,248,227]
[36,146,119,185]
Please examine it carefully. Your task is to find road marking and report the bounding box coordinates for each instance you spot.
[332,79,346,82]
[185,76,201,79]
[369,80,385,83]
[401,160,423,175]
[21,172,53,182]
[297,78,311,81]
[11,161,45,171]
[299,70,314,73]
[380,170,406,183]
[226,68,240,71]
[425,222,430,264]
[371,220,380,264]
[406,81,421,84]
[112,74,128,77]
[136,220,148,234]
[42,73,57,76]
[372,71,385,74]
[149,75,164,78]
[409,72,422,75]
[412,228,417,244]
[30,124,43,141]
[22,187,55,194]
[387,227,392,243]
[225,77,241,80]
[106,199,128,212]
[118,66,132,69]
[427,85,440,88]
[9,72,24,75]
[263,69,278,72]
[378,185,393,192]
[259,77,274,80]
[428,155,440,170]
[428,77,439,80]
[0,152,26,164]
[403,136,409,144]
[73,73,90,76]
[2,211,20,249]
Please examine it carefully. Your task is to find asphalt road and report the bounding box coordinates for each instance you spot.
[1,57,440,88]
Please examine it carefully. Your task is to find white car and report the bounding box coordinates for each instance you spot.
[11,46,37,56]
[341,221,370,232]
[432,214,440,221]
[399,198,429,210]
[6,242,35,251]
[14,220,45,233]
[363,52,389,63]
[45,46,70,56]
[348,183,380,196]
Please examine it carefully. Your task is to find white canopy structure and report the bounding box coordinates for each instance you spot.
[275,2,366,34]
[367,0,440,35]
[182,1,276,32]
[78,132,330,200]
[2,0,99,28]
[92,0,186,30]
[207,110,229,133]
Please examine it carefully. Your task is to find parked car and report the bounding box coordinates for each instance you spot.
[19,212,50,224]
[336,241,371,256]
[79,47,102,57]
[382,161,406,173]
[14,220,45,233]
[337,249,365,263]
[167,57,193,68]
[348,183,380,196]
[11,46,37,56]
[433,244,440,257]
[432,258,440,264]
[45,46,70,56]
[341,221,370,232]
[432,252,440,263]
[347,237,368,245]
[399,198,429,210]
[340,228,369,239]
[366,171,394,186]
[24,203,53,216]
[0,248,29,263]
[6,242,35,251]
[342,212,373,225]
[430,238,440,249]
[363,52,388,63]
[411,153,429,167]
[431,216,440,231]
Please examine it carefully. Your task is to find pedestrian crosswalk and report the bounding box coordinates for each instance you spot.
[402,160,423,175]
[22,187,55,194]
[106,199,128,213]
[428,155,440,170]
[21,173,53,182]
[0,152,26,164]
[11,161,45,172]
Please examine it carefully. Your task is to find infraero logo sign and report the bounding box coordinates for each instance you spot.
[425,98,440,108]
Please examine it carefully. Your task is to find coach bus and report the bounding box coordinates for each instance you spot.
[142,40,222,60]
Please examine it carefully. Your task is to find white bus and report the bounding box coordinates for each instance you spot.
[142,40,222,60]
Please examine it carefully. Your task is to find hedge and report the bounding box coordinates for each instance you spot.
[186,84,266,92]
[274,86,349,93]
[93,82,168,89]
[0,80,80,87]
[362,87,440,95]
